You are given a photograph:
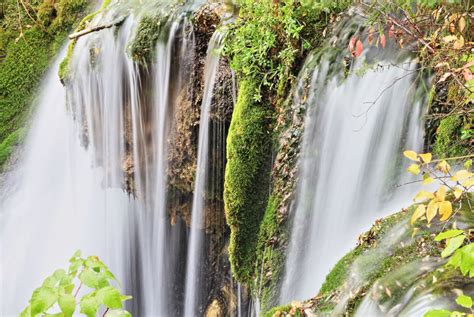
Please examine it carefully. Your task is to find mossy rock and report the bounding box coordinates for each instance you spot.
[0,0,88,170]
[224,79,273,281]
[433,115,469,158]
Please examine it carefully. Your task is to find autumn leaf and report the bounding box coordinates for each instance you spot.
[426,201,439,223]
[379,33,386,48]
[419,153,432,164]
[439,201,453,221]
[451,170,472,182]
[355,40,363,57]
[458,17,466,32]
[454,188,463,199]
[414,190,435,202]
[443,35,457,43]
[411,204,426,224]
[436,160,451,174]
[453,36,464,49]
[435,186,446,202]
[407,164,421,175]
[462,178,474,188]
[423,174,434,185]
[348,36,356,53]
[403,150,419,161]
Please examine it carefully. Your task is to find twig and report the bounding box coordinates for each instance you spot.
[18,0,50,35]
[68,18,126,40]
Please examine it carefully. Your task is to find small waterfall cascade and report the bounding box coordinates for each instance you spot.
[279,34,428,303]
[184,30,225,316]
[0,0,237,316]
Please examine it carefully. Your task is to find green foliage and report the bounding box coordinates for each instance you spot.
[129,15,164,64]
[433,115,468,158]
[0,0,87,170]
[225,0,349,101]
[21,250,132,317]
[223,0,350,287]
[224,80,273,281]
[59,0,111,81]
[425,293,473,317]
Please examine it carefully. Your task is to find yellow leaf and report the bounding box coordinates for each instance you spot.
[407,164,421,175]
[411,204,426,225]
[435,186,446,202]
[414,190,435,202]
[419,153,432,164]
[451,169,472,181]
[454,188,463,199]
[462,178,474,188]
[426,201,439,223]
[453,36,464,49]
[423,174,434,185]
[439,201,453,221]
[436,160,451,174]
[458,17,466,32]
[403,150,419,161]
[443,35,457,43]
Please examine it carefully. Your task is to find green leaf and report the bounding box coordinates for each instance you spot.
[30,286,58,315]
[121,295,133,302]
[107,309,132,317]
[456,294,473,308]
[441,235,466,258]
[53,269,66,281]
[97,286,123,309]
[459,244,474,277]
[80,293,99,317]
[435,230,465,241]
[58,293,76,317]
[79,269,99,288]
[424,310,451,317]
[19,306,30,317]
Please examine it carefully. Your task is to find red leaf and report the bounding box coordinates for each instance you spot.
[349,36,356,53]
[380,33,386,48]
[389,25,395,39]
[355,40,363,57]
[463,68,473,81]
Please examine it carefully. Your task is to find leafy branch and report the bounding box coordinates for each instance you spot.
[20,250,132,317]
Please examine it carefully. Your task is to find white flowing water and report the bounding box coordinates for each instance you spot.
[280,47,427,303]
[0,49,132,315]
[0,2,212,315]
[184,30,225,317]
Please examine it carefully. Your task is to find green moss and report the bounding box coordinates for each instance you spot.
[263,304,292,317]
[129,15,164,64]
[433,115,468,158]
[0,128,24,169]
[224,80,273,281]
[59,0,110,81]
[0,0,87,170]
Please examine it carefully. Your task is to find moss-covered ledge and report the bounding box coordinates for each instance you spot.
[265,194,474,316]
[0,0,89,171]
[224,79,273,281]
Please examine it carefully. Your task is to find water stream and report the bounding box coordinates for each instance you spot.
[280,42,427,303]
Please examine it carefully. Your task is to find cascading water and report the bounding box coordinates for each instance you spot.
[279,32,428,303]
[184,30,225,316]
[0,49,131,315]
[0,0,235,315]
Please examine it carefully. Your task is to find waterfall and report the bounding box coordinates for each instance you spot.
[184,30,225,316]
[0,48,132,314]
[279,40,427,303]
